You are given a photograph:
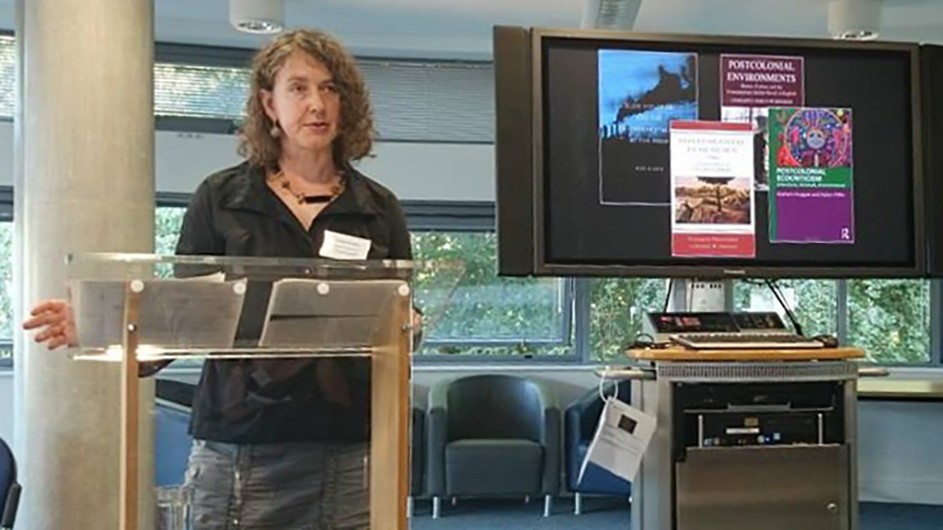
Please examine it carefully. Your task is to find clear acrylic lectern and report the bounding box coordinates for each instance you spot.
[67,253,463,530]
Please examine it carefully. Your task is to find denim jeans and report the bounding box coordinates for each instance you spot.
[184,439,369,530]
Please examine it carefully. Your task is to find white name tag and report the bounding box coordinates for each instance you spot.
[319,230,372,260]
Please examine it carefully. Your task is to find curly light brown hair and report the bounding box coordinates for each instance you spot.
[239,29,374,170]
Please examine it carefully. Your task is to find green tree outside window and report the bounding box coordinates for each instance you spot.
[589,278,667,362]
[847,279,930,363]
[412,231,572,357]
[734,279,837,338]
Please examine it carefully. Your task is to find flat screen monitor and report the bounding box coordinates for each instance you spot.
[922,44,943,277]
[494,27,925,278]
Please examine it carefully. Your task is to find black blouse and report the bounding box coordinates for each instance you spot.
[175,161,412,444]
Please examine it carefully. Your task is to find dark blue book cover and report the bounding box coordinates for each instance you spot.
[598,50,698,205]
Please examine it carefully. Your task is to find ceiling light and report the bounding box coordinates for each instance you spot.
[230,0,284,34]
[581,0,643,30]
[827,0,882,41]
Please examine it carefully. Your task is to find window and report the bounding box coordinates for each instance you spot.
[0,199,939,368]
[146,203,943,366]
[153,205,575,360]
[0,37,495,144]
[0,36,12,119]
[412,231,573,358]
[734,278,932,364]
[589,278,668,362]
[0,31,936,367]
[734,279,838,337]
[154,63,249,120]
[155,205,187,257]
[0,221,11,366]
[847,279,931,363]
[0,39,252,123]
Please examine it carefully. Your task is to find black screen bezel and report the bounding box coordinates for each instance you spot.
[522,28,925,279]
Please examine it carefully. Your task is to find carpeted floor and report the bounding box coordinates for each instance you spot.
[409,497,943,530]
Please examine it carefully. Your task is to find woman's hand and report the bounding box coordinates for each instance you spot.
[411,308,423,350]
[22,299,78,350]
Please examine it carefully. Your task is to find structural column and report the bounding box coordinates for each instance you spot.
[13,1,155,529]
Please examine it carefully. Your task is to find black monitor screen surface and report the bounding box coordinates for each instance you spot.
[496,28,924,278]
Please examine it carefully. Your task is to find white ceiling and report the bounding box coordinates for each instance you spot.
[2,0,943,59]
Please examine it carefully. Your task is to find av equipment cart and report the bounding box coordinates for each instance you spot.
[614,347,868,530]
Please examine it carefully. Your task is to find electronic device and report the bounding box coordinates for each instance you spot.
[643,311,824,349]
[494,27,925,278]
[644,311,787,340]
[675,381,845,450]
[669,332,824,350]
[698,411,824,447]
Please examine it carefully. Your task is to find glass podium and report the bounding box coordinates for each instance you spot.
[66,253,463,530]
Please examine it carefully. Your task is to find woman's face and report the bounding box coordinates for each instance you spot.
[261,50,342,157]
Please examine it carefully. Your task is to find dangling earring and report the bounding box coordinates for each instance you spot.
[269,120,281,138]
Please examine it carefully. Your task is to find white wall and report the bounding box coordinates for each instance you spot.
[859,401,943,505]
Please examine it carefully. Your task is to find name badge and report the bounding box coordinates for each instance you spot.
[319,230,372,260]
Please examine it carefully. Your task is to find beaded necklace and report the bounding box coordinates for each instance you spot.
[271,169,344,205]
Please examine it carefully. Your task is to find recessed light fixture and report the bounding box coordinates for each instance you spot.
[828,0,882,41]
[230,0,284,35]
[581,0,643,30]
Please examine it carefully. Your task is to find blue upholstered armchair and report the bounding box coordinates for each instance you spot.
[153,381,427,519]
[0,436,21,530]
[154,379,196,487]
[408,405,425,517]
[564,381,632,515]
[155,400,194,487]
[427,374,561,518]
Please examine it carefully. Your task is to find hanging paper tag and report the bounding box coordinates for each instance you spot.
[578,397,657,483]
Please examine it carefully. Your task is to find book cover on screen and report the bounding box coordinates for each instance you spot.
[669,120,757,258]
[768,107,855,244]
[598,49,698,206]
[719,54,805,191]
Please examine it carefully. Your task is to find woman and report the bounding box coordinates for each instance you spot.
[24,28,412,529]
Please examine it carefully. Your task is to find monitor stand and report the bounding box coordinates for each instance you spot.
[666,278,734,313]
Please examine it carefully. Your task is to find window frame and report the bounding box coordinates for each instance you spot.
[0,342,9,369]
[733,277,939,367]
[415,276,576,351]
[3,190,943,368]
[0,186,12,369]
[841,278,936,366]
[154,197,582,364]
[395,201,581,363]
[0,37,936,367]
